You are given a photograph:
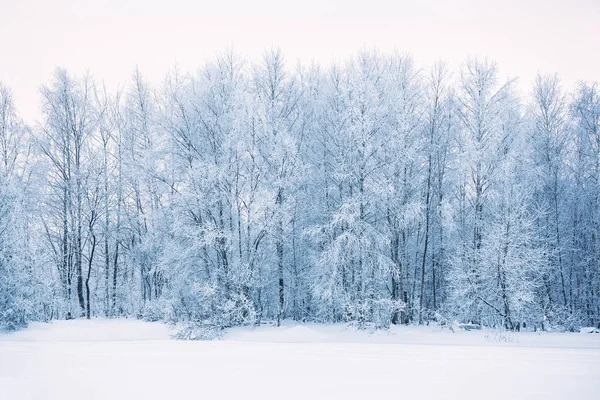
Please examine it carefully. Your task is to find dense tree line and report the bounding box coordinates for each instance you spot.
[1,50,599,334]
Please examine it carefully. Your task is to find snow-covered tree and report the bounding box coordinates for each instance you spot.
[0,50,598,332]
[448,58,519,325]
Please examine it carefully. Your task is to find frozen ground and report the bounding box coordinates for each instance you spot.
[1,320,599,400]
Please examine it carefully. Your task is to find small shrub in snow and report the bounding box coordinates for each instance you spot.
[346,320,378,333]
[371,299,405,329]
[172,321,223,340]
[342,298,404,330]
[484,330,518,343]
[165,282,257,339]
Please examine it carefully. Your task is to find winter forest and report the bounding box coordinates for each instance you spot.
[2,49,600,335]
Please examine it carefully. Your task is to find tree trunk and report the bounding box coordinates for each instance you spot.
[419,156,432,324]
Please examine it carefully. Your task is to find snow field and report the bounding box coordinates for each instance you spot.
[1,319,599,400]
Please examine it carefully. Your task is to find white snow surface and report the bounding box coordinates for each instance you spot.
[1,319,599,400]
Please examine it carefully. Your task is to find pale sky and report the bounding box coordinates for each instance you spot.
[1,0,599,123]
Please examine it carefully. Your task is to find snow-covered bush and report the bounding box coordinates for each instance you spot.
[141,298,172,322]
[371,299,405,329]
[543,305,583,332]
[0,306,26,331]
[172,321,223,340]
[163,281,256,339]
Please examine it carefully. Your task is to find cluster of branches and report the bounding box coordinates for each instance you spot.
[1,49,599,332]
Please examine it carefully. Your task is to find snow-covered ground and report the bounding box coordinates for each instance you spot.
[1,320,599,400]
